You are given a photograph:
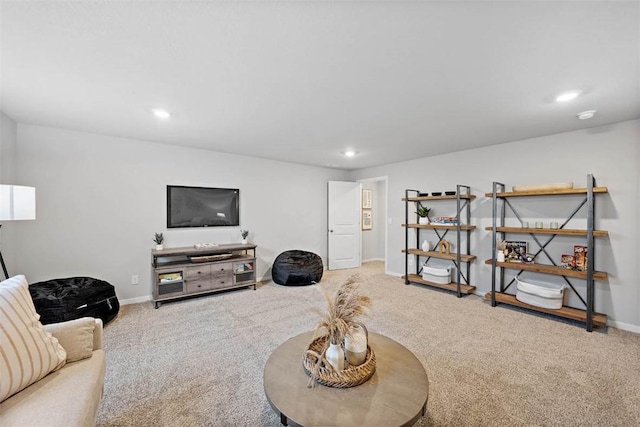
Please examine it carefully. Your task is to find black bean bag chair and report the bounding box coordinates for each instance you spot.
[272,250,323,286]
[29,277,120,325]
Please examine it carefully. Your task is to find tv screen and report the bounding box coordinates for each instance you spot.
[167,186,239,228]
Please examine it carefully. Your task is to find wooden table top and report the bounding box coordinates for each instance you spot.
[263,331,429,427]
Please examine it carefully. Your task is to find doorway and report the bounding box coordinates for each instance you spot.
[358,176,388,273]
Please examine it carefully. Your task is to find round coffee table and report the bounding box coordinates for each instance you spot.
[264,331,429,427]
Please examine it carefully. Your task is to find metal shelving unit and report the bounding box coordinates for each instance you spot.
[402,185,476,297]
[485,174,608,331]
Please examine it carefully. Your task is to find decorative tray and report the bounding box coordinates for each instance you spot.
[189,253,233,263]
[302,335,376,388]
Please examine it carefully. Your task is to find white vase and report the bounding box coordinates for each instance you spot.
[241,239,248,244]
[155,244,163,250]
[421,240,430,252]
[344,324,368,366]
[497,251,505,262]
[325,342,344,371]
[418,217,430,225]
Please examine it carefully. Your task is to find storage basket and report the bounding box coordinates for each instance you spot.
[302,335,376,388]
[515,275,565,309]
[421,264,451,284]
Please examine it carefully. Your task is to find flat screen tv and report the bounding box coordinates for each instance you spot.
[167,186,239,228]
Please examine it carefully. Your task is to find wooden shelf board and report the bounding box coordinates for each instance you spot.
[403,249,476,262]
[484,187,608,198]
[403,274,475,294]
[483,259,607,280]
[483,292,607,327]
[402,223,476,231]
[403,194,476,201]
[484,226,608,237]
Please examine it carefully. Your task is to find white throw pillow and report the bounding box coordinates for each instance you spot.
[0,275,67,402]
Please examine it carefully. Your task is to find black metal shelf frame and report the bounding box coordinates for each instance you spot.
[489,174,602,331]
[404,185,474,297]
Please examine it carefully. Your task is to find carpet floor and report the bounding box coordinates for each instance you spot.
[97,262,640,426]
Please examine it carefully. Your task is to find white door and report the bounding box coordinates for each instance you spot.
[328,181,361,270]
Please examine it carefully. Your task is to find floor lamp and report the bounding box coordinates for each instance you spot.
[0,185,36,279]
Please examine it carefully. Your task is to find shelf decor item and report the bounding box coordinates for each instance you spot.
[415,205,431,224]
[515,275,566,310]
[421,240,430,252]
[511,182,573,192]
[153,232,164,250]
[240,229,249,244]
[303,275,375,388]
[437,240,451,255]
[496,240,507,262]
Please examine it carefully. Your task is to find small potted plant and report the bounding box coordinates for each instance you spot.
[415,205,431,225]
[240,229,249,244]
[153,232,164,250]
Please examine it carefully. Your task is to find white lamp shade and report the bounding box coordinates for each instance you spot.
[0,185,36,221]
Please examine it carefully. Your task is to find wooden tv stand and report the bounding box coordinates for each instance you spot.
[151,243,257,309]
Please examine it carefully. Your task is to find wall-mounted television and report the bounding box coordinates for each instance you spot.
[167,185,239,228]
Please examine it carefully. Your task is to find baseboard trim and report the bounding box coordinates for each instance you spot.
[607,320,640,334]
[363,258,384,263]
[119,295,152,305]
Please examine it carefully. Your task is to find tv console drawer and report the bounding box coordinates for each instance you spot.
[185,265,212,280]
[186,279,211,294]
[211,262,232,274]
[211,275,233,290]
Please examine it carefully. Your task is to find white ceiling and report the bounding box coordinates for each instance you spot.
[1,1,639,171]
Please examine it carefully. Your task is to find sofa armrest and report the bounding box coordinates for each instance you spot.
[44,317,103,362]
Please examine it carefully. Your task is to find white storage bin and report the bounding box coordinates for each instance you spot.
[515,275,565,310]
[421,264,451,284]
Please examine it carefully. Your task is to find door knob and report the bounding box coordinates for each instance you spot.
[329,229,334,233]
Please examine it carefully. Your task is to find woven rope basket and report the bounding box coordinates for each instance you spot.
[302,335,376,388]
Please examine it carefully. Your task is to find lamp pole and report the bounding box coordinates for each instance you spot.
[0,225,8,279]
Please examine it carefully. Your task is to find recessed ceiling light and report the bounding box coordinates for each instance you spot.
[577,110,596,120]
[344,150,356,157]
[152,109,171,119]
[555,91,580,103]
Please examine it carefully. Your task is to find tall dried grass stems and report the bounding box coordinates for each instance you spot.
[312,274,372,347]
[306,275,373,387]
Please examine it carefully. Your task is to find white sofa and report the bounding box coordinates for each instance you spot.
[0,318,106,427]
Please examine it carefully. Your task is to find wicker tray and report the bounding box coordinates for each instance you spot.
[302,335,376,388]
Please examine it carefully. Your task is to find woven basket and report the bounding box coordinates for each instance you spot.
[302,335,376,388]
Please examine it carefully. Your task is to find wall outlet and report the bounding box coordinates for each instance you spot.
[131,275,139,285]
[408,256,414,266]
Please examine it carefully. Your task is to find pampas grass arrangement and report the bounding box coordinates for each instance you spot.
[304,275,374,387]
[313,275,372,346]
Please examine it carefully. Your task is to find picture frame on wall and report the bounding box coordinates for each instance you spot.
[362,209,372,230]
[362,189,373,209]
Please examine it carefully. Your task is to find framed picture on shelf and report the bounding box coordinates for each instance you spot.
[362,209,372,230]
[362,189,373,209]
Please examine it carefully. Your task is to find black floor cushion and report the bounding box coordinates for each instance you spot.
[29,277,120,325]
[272,250,323,286]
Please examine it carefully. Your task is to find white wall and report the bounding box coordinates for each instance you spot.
[350,120,640,331]
[1,111,18,183]
[12,124,348,301]
[0,112,19,272]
